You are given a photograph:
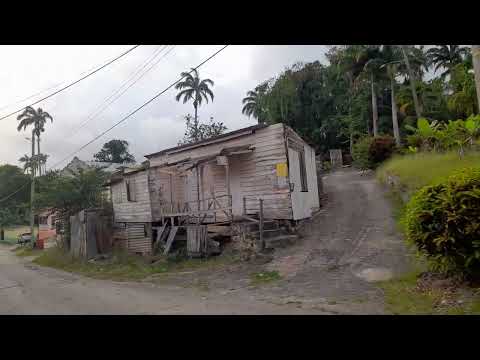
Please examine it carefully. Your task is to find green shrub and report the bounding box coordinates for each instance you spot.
[404,167,480,276]
[352,136,374,169]
[368,136,396,165]
[352,135,396,170]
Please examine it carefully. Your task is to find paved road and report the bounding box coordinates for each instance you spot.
[0,168,411,314]
[263,168,412,313]
[0,245,325,314]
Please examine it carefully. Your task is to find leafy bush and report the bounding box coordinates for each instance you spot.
[368,136,396,165]
[352,135,396,169]
[404,167,480,276]
[352,136,374,169]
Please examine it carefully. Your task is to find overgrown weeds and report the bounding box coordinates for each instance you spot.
[30,247,236,281]
[377,151,480,194]
[250,270,281,285]
[378,270,480,315]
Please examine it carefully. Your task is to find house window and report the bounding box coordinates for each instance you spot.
[126,179,136,202]
[114,185,122,203]
[298,150,308,192]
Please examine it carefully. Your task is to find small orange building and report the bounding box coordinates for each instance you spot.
[38,209,57,249]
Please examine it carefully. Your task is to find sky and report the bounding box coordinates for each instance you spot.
[0,45,329,169]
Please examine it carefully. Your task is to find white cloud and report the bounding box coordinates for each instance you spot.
[0,45,329,169]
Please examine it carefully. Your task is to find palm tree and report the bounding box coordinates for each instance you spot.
[379,45,403,146]
[426,45,470,78]
[400,45,423,119]
[361,46,384,137]
[175,68,214,125]
[35,154,48,175]
[17,108,36,178]
[19,155,33,174]
[17,106,53,175]
[242,83,269,124]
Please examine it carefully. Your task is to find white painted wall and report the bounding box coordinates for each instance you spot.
[286,131,319,220]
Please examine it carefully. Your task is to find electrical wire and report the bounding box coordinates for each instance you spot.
[0,45,228,204]
[0,45,140,121]
[52,45,228,169]
[65,45,175,138]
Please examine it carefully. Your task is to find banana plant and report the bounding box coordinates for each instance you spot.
[465,114,480,146]
[405,117,442,151]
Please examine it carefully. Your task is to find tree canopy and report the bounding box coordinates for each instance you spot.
[93,139,135,164]
[35,169,108,218]
[243,45,478,155]
[0,164,30,229]
[178,115,227,145]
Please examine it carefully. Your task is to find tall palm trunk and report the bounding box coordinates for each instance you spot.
[37,134,41,176]
[472,45,480,113]
[193,103,200,142]
[390,75,401,146]
[371,74,378,137]
[400,45,422,118]
[30,129,35,247]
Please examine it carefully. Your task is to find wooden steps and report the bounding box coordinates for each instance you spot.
[163,226,178,255]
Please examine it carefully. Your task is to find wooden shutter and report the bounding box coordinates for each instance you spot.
[126,180,131,202]
[298,150,308,192]
[130,178,137,202]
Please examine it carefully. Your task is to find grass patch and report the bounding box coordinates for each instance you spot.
[0,225,33,245]
[378,271,480,315]
[377,151,480,194]
[250,270,281,285]
[31,247,235,282]
[15,247,43,258]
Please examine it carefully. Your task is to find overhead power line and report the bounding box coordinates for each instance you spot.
[0,181,30,203]
[66,45,175,138]
[52,45,228,169]
[0,45,228,204]
[0,47,141,113]
[0,45,141,122]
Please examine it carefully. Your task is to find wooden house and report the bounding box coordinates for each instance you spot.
[109,123,319,255]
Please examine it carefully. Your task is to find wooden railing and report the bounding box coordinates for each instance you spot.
[242,196,265,251]
[159,194,232,224]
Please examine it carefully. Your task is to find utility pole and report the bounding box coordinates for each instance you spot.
[30,130,35,247]
[472,45,480,114]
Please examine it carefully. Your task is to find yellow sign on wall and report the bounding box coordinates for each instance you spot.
[276,163,288,177]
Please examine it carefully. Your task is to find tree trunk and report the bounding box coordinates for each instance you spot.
[371,74,378,137]
[37,135,41,176]
[400,45,422,118]
[391,75,401,146]
[1,227,4,241]
[30,130,35,247]
[349,132,353,155]
[192,104,200,142]
[472,45,480,114]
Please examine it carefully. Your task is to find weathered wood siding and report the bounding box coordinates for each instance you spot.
[148,167,186,221]
[112,222,152,255]
[111,170,152,223]
[148,123,293,219]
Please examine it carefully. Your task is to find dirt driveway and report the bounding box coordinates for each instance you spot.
[0,168,411,314]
